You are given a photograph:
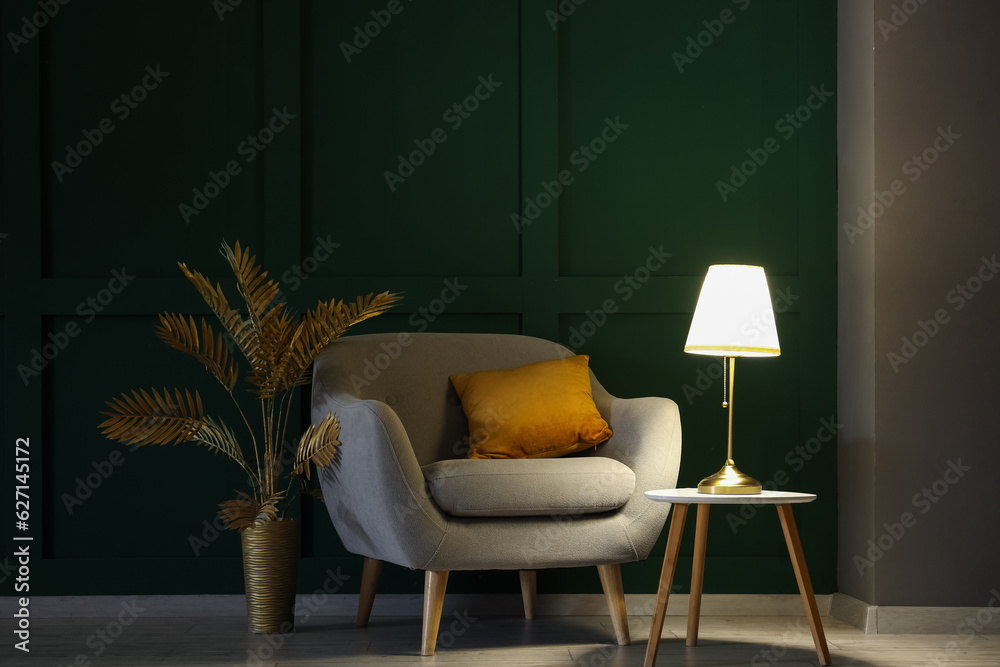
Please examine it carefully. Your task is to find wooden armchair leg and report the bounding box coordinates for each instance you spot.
[519,570,537,620]
[596,563,631,645]
[421,570,450,656]
[357,558,383,628]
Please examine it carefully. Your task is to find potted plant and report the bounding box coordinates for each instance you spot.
[98,240,400,633]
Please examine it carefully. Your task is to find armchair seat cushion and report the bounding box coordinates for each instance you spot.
[421,457,636,517]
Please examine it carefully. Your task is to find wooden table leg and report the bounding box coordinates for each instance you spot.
[643,503,689,667]
[776,504,832,666]
[686,503,710,647]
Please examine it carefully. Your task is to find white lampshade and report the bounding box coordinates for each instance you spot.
[684,264,781,357]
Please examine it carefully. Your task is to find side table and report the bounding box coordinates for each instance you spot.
[643,488,831,667]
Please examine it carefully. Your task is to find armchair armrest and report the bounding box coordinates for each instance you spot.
[312,379,449,570]
[598,396,683,558]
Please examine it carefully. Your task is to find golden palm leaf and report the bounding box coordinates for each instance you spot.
[221,240,283,335]
[248,306,298,391]
[292,413,340,480]
[192,415,254,475]
[258,291,402,398]
[218,490,284,532]
[156,313,239,392]
[216,241,297,393]
[177,260,263,368]
[99,387,204,446]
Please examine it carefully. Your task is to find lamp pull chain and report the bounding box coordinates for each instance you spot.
[722,357,728,408]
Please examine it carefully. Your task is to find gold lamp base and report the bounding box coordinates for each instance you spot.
[697,459,762,495]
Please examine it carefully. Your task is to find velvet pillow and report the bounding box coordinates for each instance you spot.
[449,355,613,459]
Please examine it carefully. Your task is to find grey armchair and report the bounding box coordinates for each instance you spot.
[311,332,682,655]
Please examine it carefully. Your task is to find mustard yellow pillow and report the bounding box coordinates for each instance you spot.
[449,355,613,459]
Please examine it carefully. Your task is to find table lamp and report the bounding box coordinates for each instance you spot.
[684,265,780,494]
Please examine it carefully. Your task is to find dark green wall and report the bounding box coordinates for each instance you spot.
[1,0,836,597]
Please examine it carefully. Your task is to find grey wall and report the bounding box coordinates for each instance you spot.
[837,0,877,607]
[838,0,1000,607]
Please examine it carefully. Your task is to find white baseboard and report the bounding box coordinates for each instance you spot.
[830,592,877,633]
[2,593,827,619]
[830,592,1000,634]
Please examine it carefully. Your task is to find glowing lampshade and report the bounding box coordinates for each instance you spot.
[684,264,780,358]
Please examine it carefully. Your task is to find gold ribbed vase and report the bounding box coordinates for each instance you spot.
[240,518,300,634]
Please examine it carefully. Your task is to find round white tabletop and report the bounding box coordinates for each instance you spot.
[645,488,816,504]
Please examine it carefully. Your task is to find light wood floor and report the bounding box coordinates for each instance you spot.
[2,613,998,666]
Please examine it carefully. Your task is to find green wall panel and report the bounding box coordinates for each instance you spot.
[42,0,265,278]
[302,1,520,277]
[48,316,250,560]
[1,0,836,596]
[556,0,806,278]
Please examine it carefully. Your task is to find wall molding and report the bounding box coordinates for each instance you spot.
[830,593,1000,634]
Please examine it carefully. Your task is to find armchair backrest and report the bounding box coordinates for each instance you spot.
[312,332,613,466]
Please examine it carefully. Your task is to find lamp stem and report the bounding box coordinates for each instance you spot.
[726,356,736,461]
[696,353,759,495]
